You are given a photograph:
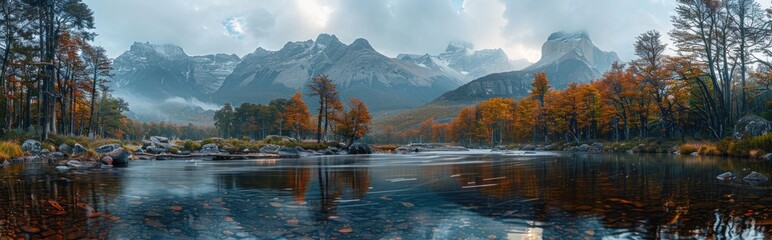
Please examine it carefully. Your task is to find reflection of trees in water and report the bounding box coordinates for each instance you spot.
[313,157,370,220]
[445,154,771,238]
[0,164,124,238]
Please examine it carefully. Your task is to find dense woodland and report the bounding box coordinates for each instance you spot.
[0,0,131,140]
[377,0,772,145]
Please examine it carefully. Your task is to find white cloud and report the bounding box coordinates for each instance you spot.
[84,0,741,62]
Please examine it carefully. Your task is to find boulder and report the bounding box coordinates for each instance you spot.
[66,160,98,170]
[95,144,121,154]
[520,144,537,151]
[259,144,281,154]
[716,172,734,181]
[544,144,555,151]
[277,147,300,157]
[72,144,87,155]
[348,142,372,155]
[105,148,130,166]
[492,145,507,151]
[145,147,167,154]
[2,160,9,168]
[589,142,604,152]
[733,114,772,139]
[323,150,335,155]
[200,143,220,154]
[58,144,72,154]
[743,171,769,184]
[577,144,591,152]
[150,136,174,149]
[22,140,42,154]
[49,152,65,158]
[761,153,772,161]
[101,156,113,165]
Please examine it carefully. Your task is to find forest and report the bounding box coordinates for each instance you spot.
[375,0,771,149]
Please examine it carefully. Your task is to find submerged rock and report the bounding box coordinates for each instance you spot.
[743,171,769,184]
[55,166,70,172]
[22,140,42,154]
[66,160,98,170]
[348,142,372,155]
[716,172,734,181]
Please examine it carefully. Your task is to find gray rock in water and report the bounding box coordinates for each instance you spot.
[277,147,300,157]
[762,153,772,161]
[743,171,769,184]
[146,147,167,154]
[66,160,98,170]
[95,144,121,154]
[348,142,372,155]
[259,144,281,154]
[716,172,734,180]
[200,143,219,154]
[544,144,555,151]
[2,160,10,168]
[150,136,174,149]
[733,114,772,139]
[521,144,537,151]
[58,144,72,154]
[577,144,590,152]
[105,148,131,166]
[55,166,70,172]
[72,143,87,155]
[22,140,42,154]
[589,142,604,152]
[50,152,65,158]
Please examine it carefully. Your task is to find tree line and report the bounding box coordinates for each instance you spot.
[384,0,771,145]
[0,0,126,140]
[214,75,372,145]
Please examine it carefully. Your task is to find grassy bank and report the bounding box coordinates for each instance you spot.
[678,133,771,158]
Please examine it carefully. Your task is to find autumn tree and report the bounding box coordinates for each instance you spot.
[530,72,551,142]
[336,98,372,145]
[450,107,478,145]
[307,75,341,142]
[476,98,514,144]
[284,92,311,139]
[419,118,434,143]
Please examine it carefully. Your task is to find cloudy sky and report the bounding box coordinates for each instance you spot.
[82,0,767,63]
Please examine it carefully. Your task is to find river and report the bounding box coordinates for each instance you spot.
[1,151,770,239]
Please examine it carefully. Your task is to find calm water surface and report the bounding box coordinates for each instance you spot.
[1,151,771,239]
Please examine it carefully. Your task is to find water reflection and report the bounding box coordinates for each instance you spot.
[1,153,770,239]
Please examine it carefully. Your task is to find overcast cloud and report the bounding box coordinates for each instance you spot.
[83,0,770,62]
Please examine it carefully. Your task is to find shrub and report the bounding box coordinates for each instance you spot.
[0,141,23,160]
[728,140,751,158]
[679,143,699,155]
[748,133,771,152]
[716,138,732,156]
[181,140,202,152]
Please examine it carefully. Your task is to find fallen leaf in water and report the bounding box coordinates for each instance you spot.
[226,217,234,222]
[86,212,102,218]
[488,234,497,239]
[223,230,234,235]
[203,203,209,208]
[129,201,142,205]
[380,196,392,201]
[48,200,64,212]
[77,203,95,212]
[338,228,353,233]
[400,202,414,208]
[287,219,299,225]
[270,202,283,207]
[170,206,182,211]
[584,230,595,236]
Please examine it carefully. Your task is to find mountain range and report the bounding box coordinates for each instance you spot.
[376,31,620,130]
[109,31,617,126]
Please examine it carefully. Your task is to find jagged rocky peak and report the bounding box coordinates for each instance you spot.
[315,33,341,45]
[526,30,619,74]
[129,42,188,58]
[349,38,374,51]
[445,40,474,53]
